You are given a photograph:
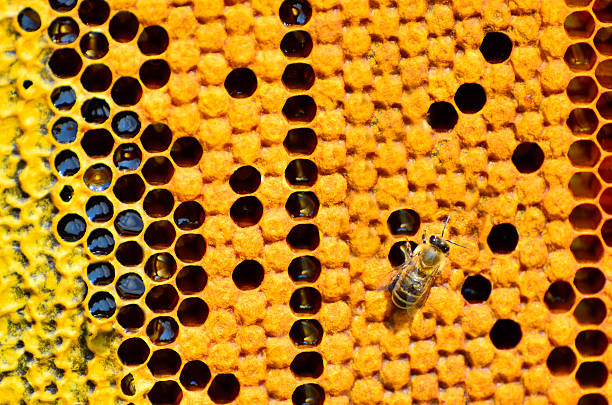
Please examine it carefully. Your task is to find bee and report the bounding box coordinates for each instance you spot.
[384,216,467,315]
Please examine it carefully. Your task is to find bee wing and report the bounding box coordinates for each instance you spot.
[375,253,417,292]
[410,264,443,312]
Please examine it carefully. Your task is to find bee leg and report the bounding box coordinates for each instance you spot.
[422,229,427,244]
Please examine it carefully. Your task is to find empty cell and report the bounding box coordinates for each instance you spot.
[138,26,169,55]
[232,260,265,290]
[283,95,317,122]
[594,0,612,23]
[564,43,597,72]
[146,285,179,312]
[600,156,612,183]
[578,393,608,405]
[49,48,82,78]
[388,240,416,267]
[574,267,606,294]
[229,166,261,194]
[144,221,176,249]
[117,304,145,331]
[569,172,601,199]
[116,272,145,299]
[489,319,522,349]
[224,68,258,98]
[113,174,145,203]
[140,59,171,89]
[567,108,598,136]
[511,142,544,173]
[86,195,113,222]
[546,346,577,376]
[387,209,420,236]
[282,63,316,90]
[601,187,612,213]
[285,159,318,186]
[50,86,77,111]
[81,129,114,157]
[144,189,175,218]
[143,157,174,185]
[568,140,601,167]
[292,384,325,405]
[461,275,492,303]
[52,117,78,143]
[454,83,486,113]
[279,0,312,25]
[145,253,177,282]
[487,223,519,254]
[597,124,612,151]
[112,111,141,138]
[18,7,41,32]
[180,361,211,391]
[230,196,263,227]
[177,297,209,326]
[570,235,604,262]
[148,381,182,405]
[115,241,144,267]
[78,0,110,25]
[288,255,321,283]
[121,374,135,396]
[87,229,115,256]
[576,330,609,356]
[544,281,576,312]
[111,77,143,106]
[574,298,607,324]
[174,201,205,230]
[597,92,612,119]
[109,11,139,43]
[208,374,240,404]
[567,76,598,104]
[147,349,182,377]
[81,97,110,123]
[176,266,207,294]
[576,362,608,388]
[118,337,150,365]
[114,211,143,236]
[48,17,79,44]
[479,32,513,63]
[80,64,112,92]
[84,163,112,191]
[287,224,320,250]
[569,204,602,229]
[564,11,595,38]
[595,27,612,56]
[88,291,115,318]
[87,262,114,285]
[426,101,458,131]
[601,219,612,247]
[175,234,206,263]
[50,0,77,11]
[147,316,179,345]
[113,143,142,171]
[290,287,322,314]
[141,123,173,152]
[596,60,612,89]
[80,32,109,59]
[290,352,324,378]
[54,150,80,177]
[170,137,203,167]
[290,319,323,347]
[286,191,319,219]
[284,128,317,155]
[280,30,313,58]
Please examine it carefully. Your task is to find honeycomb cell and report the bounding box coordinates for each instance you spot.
[116,272,146,299]
[288,255,321,283]
[81,128,113,157]
[461,275,492,303]
[52,117,78,144]
[78,0,110,25]
[51,86,77,111]
[18,8,41,32]
[290,287,322,314]
[54,150,80,177]
[113,143,142,171]
[570,172,602,199]
[87,262,114,286]
[569,204,602,229]
[175,234,206,262]
[148,349,182,376]
[86,195,113,222]
[140,60,171,89]
[576,362,608,388]
[597,92,612,119]
[229,166,261,194]
[116,241,144,266]
[142,123,173,152]
[143,157,175,185]
[576,330,609,356]
[111,77,143,106]
[144,189,175,218]
[84,163,113,191]
[146,284,179,312]
[284,128,317,155]
[286,191,319,219]
[427,101,458,132]
[574,267,606,294]
[145,253,177,282]
[48,17,79,44]
[596,61,612,90]
[177,297,209,326]
[57,213,86,242]
[112,111,141,138]
[176,266,207,294]
[50,0,77,12]
[567,108,598,136]
[511,142,544,173]
[88,291,116,318]
[487,223,519,254]
[544,281,576,312]
[121,374,135,396]
[59,185,73,202]
[546,346,577,376]
[567,76,598,104]
[113,174,146,203]
[80,64,112,92]
[49,48,83,78]
[281,31,313,58]
[578,394,608,405]
[180,361,211,391]
[292,384,324,405]
[564,43,597,72]
[480,32,513,63]
[564,11,596,39]
[230,196,263,227]
[287,224,320,250]
[571,235,604,262]
[574,298,607,324]
[109,11,139,43]
[388,240,411,267]
[569,140,601,167]
[118,304,145,331]
[454,83,486,114]
[386,209,420,236]
[290,319,323,346]
[285,159,318,186]
[604,217,612,244]
[170,137,203,167]
[595,27,612,56]
[600,157,612,184]
[489,319,522,349]
[138,26,169,55]
[173,202,204,231]
[594,0,612,23]
[283,95,317,122]
[232,260,265,290]
[282,63,316,90]
[290,352,323,378]
[148,381,182,405]
[147,316,180,345]
[224,68,258,98]
[81,97,110,123]
[279,0,312,25]
[80,32,109,59]
[118,337,150,365]
[144,221,176,249]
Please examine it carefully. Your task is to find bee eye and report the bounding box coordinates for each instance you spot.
[442,244,450,254]
[429,235,436,244]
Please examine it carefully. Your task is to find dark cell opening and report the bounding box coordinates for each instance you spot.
[80,64,112,92]
[569,204,602,230]
[138,26,169,55]
[80,32,109,59]
[59,185,73,202]
[576,362,608,388]
[177,297,209,326]
[282,63,315,90]
[290,319,323,347]
[144,220,176,249]
[567,108,599,135]
[480,32,513,63]
[148,381,182,405]
[174,201,205,230]
[208,374,240,404]
[601,219,612,247]
[544,281,576,313]
[142,157,175,185]
[284,128,317,155]
[602,187,612,214]
[114,210,144,236]
[288,256,321,283]
[48,17,79,44]
[461,275,492,303]
[570,235,604,262]
[388,241,414,267]
[387,209,420,236]
[568,76,599,103]
[232,260,264,290]
[148,349,182,377]
[52,117,78,144]
[118,338,150,365]
[292,384,325,405]
[140,59,171,89]
[180,361,211,391]
[113,143,142,171]
[141,123,173,152]
[290,287,322,314]
[22,80,32,89]
[224,68,258,98]
[280,30,313,58]
[57,213,86,242]
[116,241,144,267]
[146,285,179,313]
[290,352,323,378]
[229,166,261,194]
[170,137,203,167]
[279,0,312,25]
[176,266,207,294]
[546,346,577,375]
[454,83,486,114]
[88,291,116,318]
[18,8,41,32]
[49,48,83,78]
[426,101,458,131]
[287,224,320,250]
[78,0,110,26]
[569,140,602,167]
[511,142,544,173]
[117,304,145,331]
[175,234,206,263]
[54,150,80,177]
[489,319,522,349]
[576,330,609,356]
[574,267,606,294]
[86,195,113,222]
[230,196,264,227]
[109,11,139,43]
[84,163,113,191]
[600,156,612,184]
[286,191,319,219]
[597,91,612,119]
[487,223,519,254]
[50,0,77,12]
[145,253,177,282]
[51,86,77,111]
[574,298,607,324]
[570,172,602,199]
[113,174,145,203]
[81,97,110,123]
[112,111,141,138]
[144,189,175,218]
[121,374,135,396]
[116,272,145,300]
[594,0,612,23]
[81,128,114,157]
[595,27,612,56]
[565,10,596,39]
[87,262,114,285]
[111,77,143,106]
[283,95,317,122]
[146,316,179,345]
[578,393,609,405]
[285,159,318,186]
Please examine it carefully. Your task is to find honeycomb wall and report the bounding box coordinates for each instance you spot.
[2,0,612,404]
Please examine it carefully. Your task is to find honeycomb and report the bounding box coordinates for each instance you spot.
[1,0,612,403]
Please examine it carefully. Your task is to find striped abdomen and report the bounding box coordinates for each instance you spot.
[391,268,428,310]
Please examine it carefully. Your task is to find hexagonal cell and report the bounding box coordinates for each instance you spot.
[138,26,169,55]
[285,159,318,187]
[601,219,612,246]
[174,201,205,230]
[180,361,211,391]
[232,260,264,290]
[567,108,599,136]
[170,137,203,167]
[116,272,145,300]
[576,361,608,388]
[80,64,112,92]
[177,297,209,326]
[489,319,522,349]
[290,351,324,378]
[280,30,313,58]
[88,291,115,318]
[594,0,612,23]
[143,189,175,218]
[597,124,612,151]
[279,0,312,25]
[290,319,323,347]
[113,143,142,171]
[87,228,115,256]
[113,174,145,203]
[287,224,320,250]
[117,304,145,331]
[567,76,599,104]
[144,220,176,249]
[109,11,139,43]
[595,27,612,56]
[570,235,604,262]
[574,267,606,294]
[569,172,602,199]
[78,0,110,26]
[208,374,240,403]
[146,316,179,345]
[576,330,609,356]
[121,373,135,396]
[282,63,315,90]
[454,83,487,113]
[117,337,150,366]
[387,209,420,236]
[479,32,513,63]
[564,43,597,72]
[176,266,207,294]
[569,140,601,167]
[544,281,576,312]
[140,59,171,89]
[145,284,179,313]
[578,394,608,405]
[564,11,596,38]
[293,384,325,405]
[142,156,174,185]
[175,234,206,263]
[574,297,607,324]
[487,223,519,254]
[148,381,182,405]
[569,204,602,229]
[426,101,458,132]
[600,187,612,213]
[18,7,41,31]
[461,274,492,303]
[599,156,612,183]
[546,346,577,376]
[290,287,322,314]
[115,241,144,267]
[511,142,544,173]
[230,196,263,227]
[145,253,177,282]
[288,256,321,283]
[147,349,181,377]
[597,92,612,119]
[596,60,612,90]
[282,95,316,122]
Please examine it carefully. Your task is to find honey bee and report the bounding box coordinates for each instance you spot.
[384,216,467,315]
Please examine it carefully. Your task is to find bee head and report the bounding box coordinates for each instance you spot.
[429,235,450,254]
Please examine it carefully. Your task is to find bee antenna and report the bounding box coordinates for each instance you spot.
[446,239,468,249]
[441,215,450,238]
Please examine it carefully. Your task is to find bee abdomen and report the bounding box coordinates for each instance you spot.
[391,273,425,310]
